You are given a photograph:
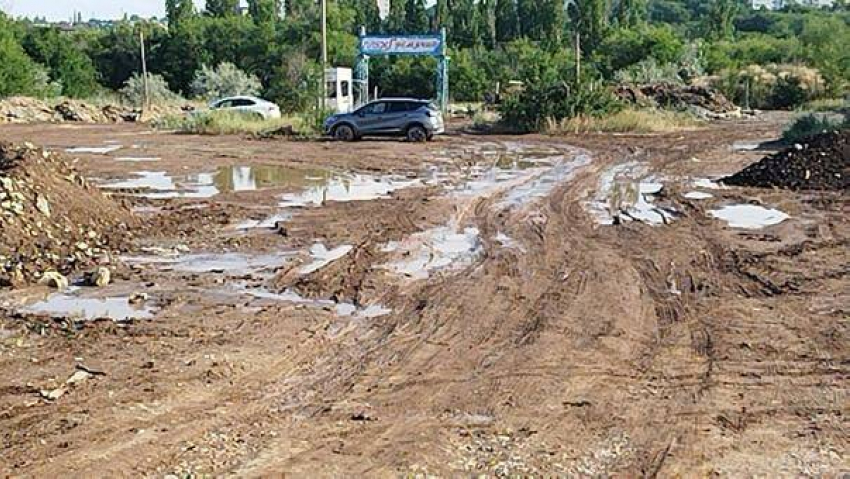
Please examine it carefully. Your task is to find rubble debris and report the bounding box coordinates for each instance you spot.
[615,83,739,116]
[38,271,69,291]
[86,267,112,287]
[723,130,849,191]
[0,142,137,288]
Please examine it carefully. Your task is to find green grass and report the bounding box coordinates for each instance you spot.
[546,108,704,134]
[800,98,847,112]
[155,110,303,136]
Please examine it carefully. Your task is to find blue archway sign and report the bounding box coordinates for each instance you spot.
[355,27,449,112]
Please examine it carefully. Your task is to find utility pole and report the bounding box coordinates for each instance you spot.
[321,0,328,111]
[575,30,581,82]
[139,30,150,110]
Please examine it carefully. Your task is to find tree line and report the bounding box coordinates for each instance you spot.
[0,0,847,113]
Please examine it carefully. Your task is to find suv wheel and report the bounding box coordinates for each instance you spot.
[407,125,428,142]
[333,124,355,142]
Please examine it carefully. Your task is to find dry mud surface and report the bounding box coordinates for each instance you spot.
[0,117,847,476]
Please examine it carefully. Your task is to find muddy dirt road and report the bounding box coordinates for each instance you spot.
[0,117,847,476]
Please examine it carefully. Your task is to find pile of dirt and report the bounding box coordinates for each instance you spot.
[0,96,192,124]
[723,129,849,191]
[0,142,138,287]
[616,83,739,116]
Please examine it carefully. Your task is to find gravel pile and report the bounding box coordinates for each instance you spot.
[0,142,137,287]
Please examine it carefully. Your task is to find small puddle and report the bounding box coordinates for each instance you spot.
[586,163,675,226]
[67,145,123,155]
[102,171,218,199]
[299,243,354,275]
[382,226,482,280]
[213,165,333,193]
[238,286,391,318]
[684,191,714,200]
[709,204,789,229]
[22,289,154,321]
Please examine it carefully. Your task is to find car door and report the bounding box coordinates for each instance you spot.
[381,101,412,133]
[357,102,388,134]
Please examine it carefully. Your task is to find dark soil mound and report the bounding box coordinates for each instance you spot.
[0,142,138,287]
[723,130,850,191]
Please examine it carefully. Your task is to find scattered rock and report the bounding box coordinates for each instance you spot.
[128,292,149,305]
[38,271,69,291]
[86,267,111,287]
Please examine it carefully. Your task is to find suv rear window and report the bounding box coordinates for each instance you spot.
[388,102,410,113]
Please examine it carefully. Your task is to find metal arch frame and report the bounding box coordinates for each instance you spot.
[354,26,450,112]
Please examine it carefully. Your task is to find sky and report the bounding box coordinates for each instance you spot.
[1,0,209,21]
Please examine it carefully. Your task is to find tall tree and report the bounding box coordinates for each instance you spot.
[614,0,646,27]
[477,0,496,48]
[567,0,610,56]
[433,0,450,32]
[451,0,478,47]
[165,0,195,29]
[404,0,429,33]
[516,0,537,40]
[538,0,564,45]
[385,0,406,33]
[706,0,737,40]
[495,0,519,43]
[284,0,313,18]
[248,0,281,24]
[205,0,239,17]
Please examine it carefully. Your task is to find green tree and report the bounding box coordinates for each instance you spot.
[615,0,646,27]
[567,0,611,56]
[495,0,519,42]
[705,0,737,40]
[405,0,429,33]
[166,0,195,29]
[248,0,281,25]
[22,28,100,97]
[477,0,497,47]
[0,14,47,97]
[433,0,450,32]
[385,0,405,33]
[516,0,537,39]
[205,0,239,17]
[452,0,478,47]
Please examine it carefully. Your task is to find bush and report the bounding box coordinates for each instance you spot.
[715,63,828,110]
[156,110,301,135]
[190,62,262,100]
[781,113,847,143]
[119,73,183,106]
[499,80,623,133]
[548,108,702,134]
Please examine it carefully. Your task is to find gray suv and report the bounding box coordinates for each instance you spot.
[324,98,445,142]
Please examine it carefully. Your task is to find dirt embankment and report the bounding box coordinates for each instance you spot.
[0,142,137,287]
[0,97,192,124]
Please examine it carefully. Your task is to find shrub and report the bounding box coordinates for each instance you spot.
[499,80,623,133]
[548,108,703,134]
[715,63,828,110]
[190,62,262,100]
[119,73,183,106]
[781,113,846,143]
[156,110,301,135]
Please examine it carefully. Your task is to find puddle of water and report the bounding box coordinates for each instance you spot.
[102,171,218,199]
[383,226,482,280]
[709,204,789,229]
[67,145,123,155]
[116,156,161,162]
[278,173,420,207]
[494,232,525,252]
[684,191,714,200]
[213,165,333,193]
[22,289,154,321]
[240,286,391,318]
[586,163,675,226]
[234,213,292,230]
[497,155,592,209]
[299,244,354,275]
[123,252,290,275]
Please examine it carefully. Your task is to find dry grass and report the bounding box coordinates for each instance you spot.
[155,110,302,135]
[546,109,704,134]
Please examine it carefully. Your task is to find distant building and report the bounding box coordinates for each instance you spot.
[377,0,390,20]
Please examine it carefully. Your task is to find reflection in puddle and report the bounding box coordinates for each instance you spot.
[710,204,789,229]
[278,174,420,207]
[213,165,332,193]
[102,171,218,199]
[22,289,154,320]
[67,145,123,155]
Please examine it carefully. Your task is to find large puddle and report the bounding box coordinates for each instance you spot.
[586,162,676,226]
[22,288,154,321]
[278,173,420,207]
[382,226,483,280]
